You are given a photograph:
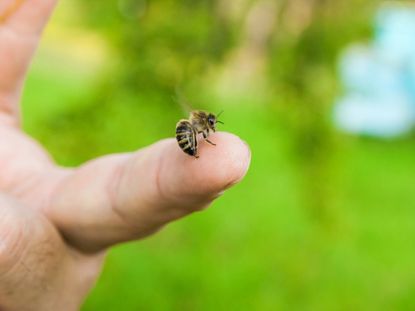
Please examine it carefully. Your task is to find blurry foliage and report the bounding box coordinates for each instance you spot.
[77,0,234,91]
[268,0,379,222]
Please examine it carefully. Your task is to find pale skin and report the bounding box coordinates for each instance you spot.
[0,1,251,310]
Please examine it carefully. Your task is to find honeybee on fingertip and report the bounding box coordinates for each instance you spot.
[176,110,224,158]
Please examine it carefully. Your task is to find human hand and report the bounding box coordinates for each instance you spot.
[0,1,251,310]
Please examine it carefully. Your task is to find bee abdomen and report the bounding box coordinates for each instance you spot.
[176,120,198,157]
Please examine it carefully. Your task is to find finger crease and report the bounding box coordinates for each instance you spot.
[154,144,177,208]
[108,161,141,232]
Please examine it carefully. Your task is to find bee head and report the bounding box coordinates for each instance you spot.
[207,111,224,132]
[207,114,216,128]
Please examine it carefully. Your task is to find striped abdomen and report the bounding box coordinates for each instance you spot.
[176,120,198,157]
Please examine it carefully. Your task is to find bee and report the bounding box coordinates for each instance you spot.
[176,110,224,158]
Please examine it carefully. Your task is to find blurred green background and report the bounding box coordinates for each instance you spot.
[23,0,415,310]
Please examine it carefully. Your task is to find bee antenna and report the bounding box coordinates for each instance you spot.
[217,120,224,124]
[217,110,224,118]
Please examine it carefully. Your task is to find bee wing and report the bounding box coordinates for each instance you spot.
[173,87,194,117]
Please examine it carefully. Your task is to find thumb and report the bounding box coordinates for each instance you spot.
[48,132,251,253]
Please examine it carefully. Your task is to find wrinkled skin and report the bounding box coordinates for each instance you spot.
[0,1,251,310]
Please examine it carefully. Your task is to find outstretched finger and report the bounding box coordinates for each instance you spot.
[48,132,251,253]
[0,0,58,124]
[0,0,57,34]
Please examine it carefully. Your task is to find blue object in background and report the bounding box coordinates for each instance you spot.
[334,3,415,137]
[374,4,415,67]
[406,57,415,102]
[334,93,414,137]
[338,45,405,96]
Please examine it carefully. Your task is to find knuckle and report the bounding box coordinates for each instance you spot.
[0,198,31,274]
[0,220,25,273]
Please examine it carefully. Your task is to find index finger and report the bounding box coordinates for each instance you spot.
[0,0,56,34]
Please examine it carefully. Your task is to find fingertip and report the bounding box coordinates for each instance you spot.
[200,132,251,189]
[161,132,251,202]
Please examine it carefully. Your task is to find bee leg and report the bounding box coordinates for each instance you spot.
[205,139,216,146]
[202,131,216,146]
